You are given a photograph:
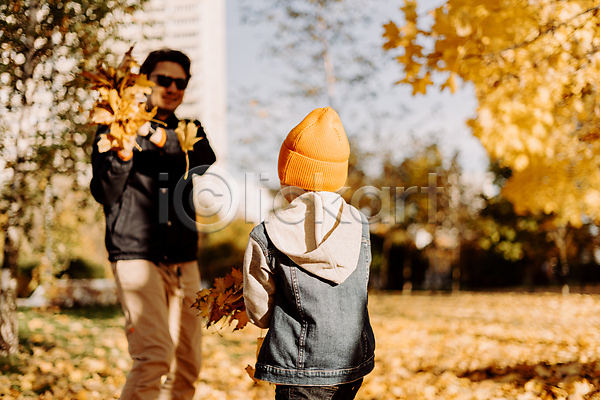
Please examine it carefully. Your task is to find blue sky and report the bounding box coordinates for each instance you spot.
[225,0,489,185]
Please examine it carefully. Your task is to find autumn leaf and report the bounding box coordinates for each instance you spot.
[230,267,243,282]
[192,268,248,331]
[255,336,265,358]
[382,22,401,50]
[231,309,249,331]
[401,0,418,23]
[82,45,158,153]
[89,106,114,125]
[118,45,138,70]
[245,365,259,383]
[176,119,202,152]
[411,72,433,95]
[97,134,114,153]
[175,119,203,179]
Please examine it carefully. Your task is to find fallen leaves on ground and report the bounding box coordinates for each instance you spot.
[363,292,600,400]
[1,307,130,400]
[3,292,600,399]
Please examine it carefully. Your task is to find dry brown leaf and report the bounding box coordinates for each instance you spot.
[192,268,248,331]
[245,365,259,383]
[256,336,264,358]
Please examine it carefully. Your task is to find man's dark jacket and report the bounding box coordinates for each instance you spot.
[90,115,216,264]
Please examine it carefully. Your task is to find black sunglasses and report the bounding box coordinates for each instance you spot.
[153,74,189,90]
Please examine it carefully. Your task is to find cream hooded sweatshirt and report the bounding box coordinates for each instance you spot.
[243,191,364,329]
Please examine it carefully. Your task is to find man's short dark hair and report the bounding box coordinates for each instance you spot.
[140,49,192,80]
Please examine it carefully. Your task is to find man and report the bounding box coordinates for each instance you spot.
[90,49,216,400]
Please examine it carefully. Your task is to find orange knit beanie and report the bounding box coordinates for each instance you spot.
[278,107,350,192]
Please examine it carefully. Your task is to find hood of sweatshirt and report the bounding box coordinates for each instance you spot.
[265,191,364,285]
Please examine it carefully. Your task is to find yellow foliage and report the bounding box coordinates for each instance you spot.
[502,149,600,227]
[385,0,600,225]
[175,119,203,179]
[81,46,158,152]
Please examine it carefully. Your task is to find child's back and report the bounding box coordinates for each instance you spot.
[243,107,375,400]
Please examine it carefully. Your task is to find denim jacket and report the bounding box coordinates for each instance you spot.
[244,197,375,386]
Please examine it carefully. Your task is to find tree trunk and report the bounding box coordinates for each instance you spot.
[1,225,20,357]
[1,168,24,356]
[402,256,412,295]
[0,48,35,354]
[548,225,572,294]
[40,182,55,285]
[379,233,392,290]
[316,3,337,109]
[451,241,461,292]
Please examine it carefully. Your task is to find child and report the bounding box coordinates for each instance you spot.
[243,107,375,400]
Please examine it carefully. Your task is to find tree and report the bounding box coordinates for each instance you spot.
[471,164,549,288]
[373,144,446,291]
[0,0,145,357]
[239,0,378,108]
[352,142,478,291]
[382,0,600,228]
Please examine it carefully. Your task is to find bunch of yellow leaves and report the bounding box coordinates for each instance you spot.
[175,119,203,179]
[82,46,157,153]
[193,268,249,331]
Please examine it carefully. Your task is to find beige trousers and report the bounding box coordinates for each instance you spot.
[111,260,203,400]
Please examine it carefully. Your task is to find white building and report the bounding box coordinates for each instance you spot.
[120,0,227,167]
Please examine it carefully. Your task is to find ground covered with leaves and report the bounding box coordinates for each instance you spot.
[2,292,600,399]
